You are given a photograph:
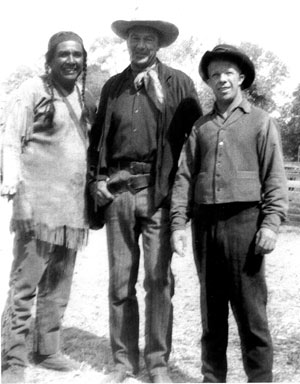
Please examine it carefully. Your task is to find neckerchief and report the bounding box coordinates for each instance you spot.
[133,64,165,112]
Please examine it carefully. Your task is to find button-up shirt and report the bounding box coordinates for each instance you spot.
[107,70,158,164]
[171,99,288,232]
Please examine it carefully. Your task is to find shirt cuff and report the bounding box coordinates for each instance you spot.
[260,213,282,234]
[171,216,188,232]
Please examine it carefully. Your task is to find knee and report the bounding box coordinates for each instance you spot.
[144,270,174,293]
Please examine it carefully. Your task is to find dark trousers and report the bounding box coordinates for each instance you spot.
[105,187,174,376]
[192,203,273,383]
[1,233,76,368]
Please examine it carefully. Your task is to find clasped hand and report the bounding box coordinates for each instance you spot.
[91,180,114,207]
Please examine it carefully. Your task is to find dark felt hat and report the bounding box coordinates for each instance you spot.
[111,20,179,47]
[199,44,255,90]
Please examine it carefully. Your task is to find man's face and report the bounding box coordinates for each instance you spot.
[207,60,245,105]
[49,41,84,88]
[127,26,160,70]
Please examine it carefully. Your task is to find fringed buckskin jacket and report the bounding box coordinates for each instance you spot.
[1,76,96,250]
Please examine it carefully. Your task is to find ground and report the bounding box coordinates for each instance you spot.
[1,198,300,383]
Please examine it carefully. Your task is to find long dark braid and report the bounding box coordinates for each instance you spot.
[42,63,56,126]
[80,55,91,127]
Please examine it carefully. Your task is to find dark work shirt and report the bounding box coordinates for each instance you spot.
[171,99,288,233]
[107,71,158,164]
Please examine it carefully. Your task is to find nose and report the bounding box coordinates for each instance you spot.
[219,73,227,82]
[67,53,76,63]
[136,39,146,49]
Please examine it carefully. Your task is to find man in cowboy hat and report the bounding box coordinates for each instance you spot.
[1,31,95,383]
[89,19,201,383]
[170,44,288,382]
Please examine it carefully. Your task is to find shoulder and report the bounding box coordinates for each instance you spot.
[246,103,276,131]
[13,76,46,96]
[102,67,130,91]
[238,100,270,122]
[194,112,214,129]
[6,76,48,109]
[159,62,194,84]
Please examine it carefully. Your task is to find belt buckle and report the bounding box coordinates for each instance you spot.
[126,177,138,194]
[129,162,137,174]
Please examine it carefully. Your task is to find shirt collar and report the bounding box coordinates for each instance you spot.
[211,98,251,116]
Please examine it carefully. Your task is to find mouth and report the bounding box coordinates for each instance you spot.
[62,65,79,75]
[218,87,231,94]
[134,51,148,59]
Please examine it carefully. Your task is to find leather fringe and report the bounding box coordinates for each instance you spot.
[10,221,89,250]
[34,224,89,250]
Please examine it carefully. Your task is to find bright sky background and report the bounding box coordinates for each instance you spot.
[1,0,300,93]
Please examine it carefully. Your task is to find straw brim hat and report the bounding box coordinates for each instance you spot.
[111,20,179,47]
[199,44,255,90]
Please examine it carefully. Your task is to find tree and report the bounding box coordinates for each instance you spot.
[85,64,110,104]
[2,65,41,95]
[240,42,289,113]
[280,85,300,161]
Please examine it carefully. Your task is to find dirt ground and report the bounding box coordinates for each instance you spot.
[1,198,300,383]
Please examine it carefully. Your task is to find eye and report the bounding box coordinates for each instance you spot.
[130,35,139,42]
[73,51,83,58]
[58,51,69,58]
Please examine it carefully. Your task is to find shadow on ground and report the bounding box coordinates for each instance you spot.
[62,327,112,371]
[62,327,201,383]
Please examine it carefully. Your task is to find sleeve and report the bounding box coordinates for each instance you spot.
[179,75,202,139]
[258,116,289,233]
[84,87,97,127]
[166,74,202,183]
[170,125,200,231]
[87,78,112,183]
[1,85,34,197]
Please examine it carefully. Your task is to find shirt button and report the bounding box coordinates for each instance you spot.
[134,109,139,113]
[219,141,224,146]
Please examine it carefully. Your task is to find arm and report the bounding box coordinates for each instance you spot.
[1,84,35,232]
[170,125,200,231]
[88,78,116,207]
[255,116,289,253]
[1,87,33,198]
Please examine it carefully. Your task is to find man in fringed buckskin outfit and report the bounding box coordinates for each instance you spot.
[89,19,201,383]
[1,31,95,383]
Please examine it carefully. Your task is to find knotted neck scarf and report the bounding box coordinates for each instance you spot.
[133,64,165,112]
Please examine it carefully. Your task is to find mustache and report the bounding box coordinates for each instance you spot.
[62,63,80,70]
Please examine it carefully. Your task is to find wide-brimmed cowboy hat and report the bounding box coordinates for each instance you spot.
[199,44,255,90]
[111,20,179,47]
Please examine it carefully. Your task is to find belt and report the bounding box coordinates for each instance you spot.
[109,160,153,175]
[108,173,154,195]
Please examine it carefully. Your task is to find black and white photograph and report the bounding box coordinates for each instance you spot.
[1,0,299,383]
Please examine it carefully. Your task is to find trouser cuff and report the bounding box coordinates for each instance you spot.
[36,331,60,355]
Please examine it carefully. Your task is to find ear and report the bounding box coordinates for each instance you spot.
[238,73,245,86]
[206,78,214,89]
